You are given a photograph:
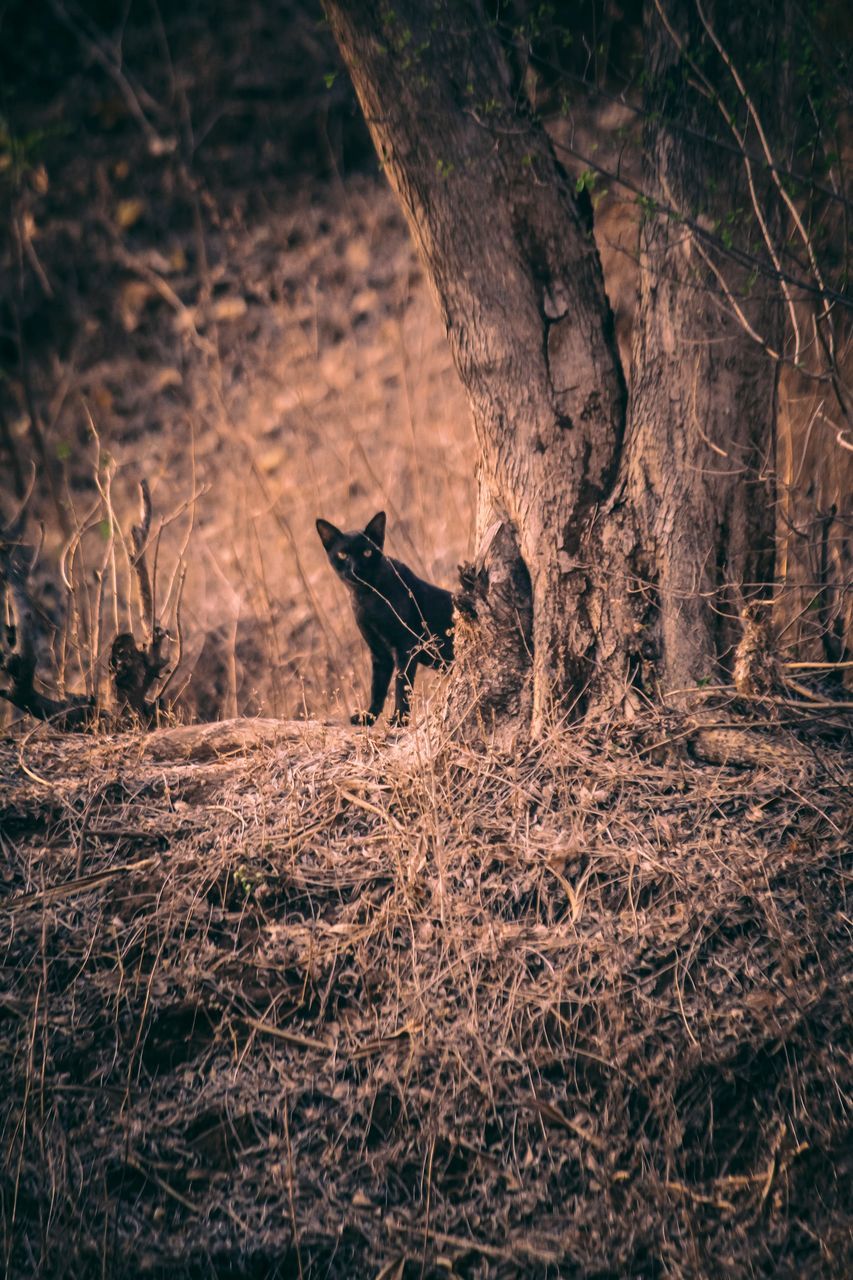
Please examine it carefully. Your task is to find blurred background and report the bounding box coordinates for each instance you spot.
[1,0,850,723]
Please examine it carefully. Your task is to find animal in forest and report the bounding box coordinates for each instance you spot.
[315,510,454,726]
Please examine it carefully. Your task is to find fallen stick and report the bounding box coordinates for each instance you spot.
[5,855,160,914]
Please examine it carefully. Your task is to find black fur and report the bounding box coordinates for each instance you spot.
[316,511,454,725]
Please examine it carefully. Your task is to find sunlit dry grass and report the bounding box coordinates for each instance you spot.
[3,177,474,727]
[167,179,474,722]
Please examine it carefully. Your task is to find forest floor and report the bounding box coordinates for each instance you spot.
[1,709,851,1278]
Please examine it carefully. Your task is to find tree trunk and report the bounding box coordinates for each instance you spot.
[324,0,783,728]
[323,0,627,731]
[615,0,783,699]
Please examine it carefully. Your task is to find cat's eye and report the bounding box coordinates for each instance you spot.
[336,551,347,561]
[362,548,373,558]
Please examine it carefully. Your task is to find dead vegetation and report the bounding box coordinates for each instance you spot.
[1,709,850,1278]
[1,0,473,727]
[0,478,183,730]
[1,4,852,1276]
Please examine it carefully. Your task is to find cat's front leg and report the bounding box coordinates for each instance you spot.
[351,644,394,725]
[390,652,418,726]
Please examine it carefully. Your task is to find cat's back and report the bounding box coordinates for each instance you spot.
[388,556,452,609]
[388,560,454,661]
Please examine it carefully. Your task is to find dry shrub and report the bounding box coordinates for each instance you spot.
[1,710,849,1278]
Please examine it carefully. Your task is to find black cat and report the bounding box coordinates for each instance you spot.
[315,511,454,726]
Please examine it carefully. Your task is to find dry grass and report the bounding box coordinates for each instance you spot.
[1,710,850,1278]
[1,174,474,726]
[1,0,475,728]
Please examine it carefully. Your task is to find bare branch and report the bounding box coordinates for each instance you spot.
[131,479,155,640]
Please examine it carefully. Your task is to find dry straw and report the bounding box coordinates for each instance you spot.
[1,704,850,1278]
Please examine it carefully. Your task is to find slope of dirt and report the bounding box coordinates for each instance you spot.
[0,0,473,724]
[1,715,850,1278]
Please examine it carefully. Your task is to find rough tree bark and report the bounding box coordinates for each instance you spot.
[618,0,784,697]
[323,0,626,730]
[324,0,783,729]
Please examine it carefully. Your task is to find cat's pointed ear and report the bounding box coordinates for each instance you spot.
[364,510,386,550]
[316,518,341,550]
